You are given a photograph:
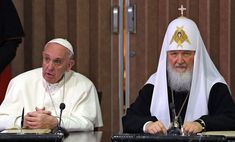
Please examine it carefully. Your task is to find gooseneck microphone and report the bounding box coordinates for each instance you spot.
[58,103,65,127]
[54,103,69,138]
[167,103,182,135]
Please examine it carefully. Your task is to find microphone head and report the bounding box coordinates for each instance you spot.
[60,103,66,110]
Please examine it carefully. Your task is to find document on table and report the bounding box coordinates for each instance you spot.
[202,131,235,137]
[0,128,51,134]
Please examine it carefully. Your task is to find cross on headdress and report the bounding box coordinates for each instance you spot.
[178,5,186,16]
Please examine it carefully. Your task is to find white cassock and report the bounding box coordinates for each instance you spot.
[0,68,103,131]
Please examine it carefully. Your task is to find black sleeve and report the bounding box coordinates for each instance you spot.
[122,84,158,133]
[0,0,24,73]
[0,40,20,73]
[0,0,24,39]
[200,83,235,131]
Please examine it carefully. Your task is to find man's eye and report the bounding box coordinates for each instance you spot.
[183,52,194,57]
[43,57,50,62]
[170,53,177,56]
[183,53,190,56]
[54,60,62,65]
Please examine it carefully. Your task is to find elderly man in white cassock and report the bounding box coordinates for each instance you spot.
[122,10,235,135]
[0,38,103,132]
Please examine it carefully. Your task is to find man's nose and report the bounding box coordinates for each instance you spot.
[176,55,185,64]
[47,61,55,70]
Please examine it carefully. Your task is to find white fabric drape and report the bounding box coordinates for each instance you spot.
[146,17,227,128]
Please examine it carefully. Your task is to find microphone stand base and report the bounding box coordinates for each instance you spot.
[53,127,69,138]
[167,127,182,136]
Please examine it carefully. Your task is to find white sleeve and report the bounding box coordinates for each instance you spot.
[0,79,23,130]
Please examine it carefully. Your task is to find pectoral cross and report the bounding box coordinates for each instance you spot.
[178,5,186,16]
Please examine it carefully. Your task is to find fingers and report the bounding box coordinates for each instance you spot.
[182,121,203,135]
[35,107,45,111]
[24,114,39,128]
[145,121,203,135]
[35,107,51,115]
[24,111,52,129]
[145,121,167,134]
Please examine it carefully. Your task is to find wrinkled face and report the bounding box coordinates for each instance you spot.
[42,43,74,84]
[167,50,195,73]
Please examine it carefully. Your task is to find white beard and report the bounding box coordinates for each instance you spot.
[167,63,193,92]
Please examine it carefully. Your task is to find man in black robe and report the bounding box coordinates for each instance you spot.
[122,16,235,135]
[0,0,24,73]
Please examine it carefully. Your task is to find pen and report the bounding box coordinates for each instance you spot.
[21,107,24,128]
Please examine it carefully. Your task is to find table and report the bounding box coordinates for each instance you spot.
[0,131,234,142]
[111,133,228,142]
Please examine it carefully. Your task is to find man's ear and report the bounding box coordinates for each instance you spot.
[67,59,75,71]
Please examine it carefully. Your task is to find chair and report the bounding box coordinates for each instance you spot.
[0,65,11,104]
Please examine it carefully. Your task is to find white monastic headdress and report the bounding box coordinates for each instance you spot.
[146,16,227,128]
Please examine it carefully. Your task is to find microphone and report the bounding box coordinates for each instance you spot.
[167,103,182,135]
[58,103,65,127]
[53,103,69,138]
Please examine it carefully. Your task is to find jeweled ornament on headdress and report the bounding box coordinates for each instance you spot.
[170,26,191,48]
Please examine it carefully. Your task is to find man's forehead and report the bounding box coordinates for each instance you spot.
[42,50,66,60]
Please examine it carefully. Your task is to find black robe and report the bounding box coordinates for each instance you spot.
[0,0,24,73]
[122,83,235,133]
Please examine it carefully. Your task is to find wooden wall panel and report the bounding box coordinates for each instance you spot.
[231,0,235,99]
[129,0,148,104]
[45,0,55,40]
[209,0,220,67]
[111,0,122,134]
[89,0,113,140]
[94,1,112,140]
[188,0,199,22]
[32,0,46,67]
[12,0,25,74]
[146,0,159,75]
[158,0,168,56]
[198,0,210,49]
[76,0,89,76]
[54,0,67,37]
[67,0,77,67]
[89,0,99,85]
[23,0,33,70]
[219,0,230,84]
